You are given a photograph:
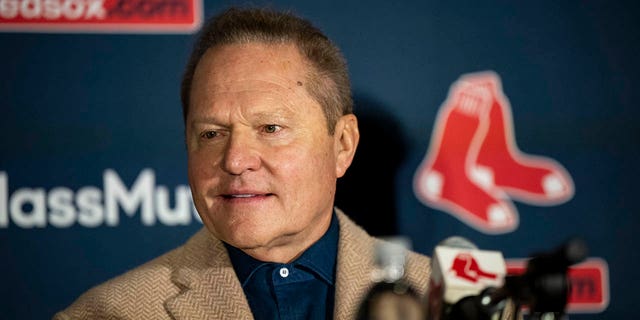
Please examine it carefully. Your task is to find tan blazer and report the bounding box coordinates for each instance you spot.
[54,210,432,319]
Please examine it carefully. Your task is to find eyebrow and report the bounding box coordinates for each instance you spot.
[189,109,295,127]
[251,110,294,122]
[189,116,222,128]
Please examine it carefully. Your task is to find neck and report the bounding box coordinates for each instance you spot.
[240,213,333,263]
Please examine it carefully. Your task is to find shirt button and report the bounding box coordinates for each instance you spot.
[279,267,289,278]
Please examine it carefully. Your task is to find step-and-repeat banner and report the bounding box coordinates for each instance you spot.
[2,1,636,318]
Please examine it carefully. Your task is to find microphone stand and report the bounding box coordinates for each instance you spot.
[444,238,588,320]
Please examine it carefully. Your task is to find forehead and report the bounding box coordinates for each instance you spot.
[192,42,311,93]
[187,42,328,126]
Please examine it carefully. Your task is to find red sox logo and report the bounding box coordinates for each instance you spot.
[414,71,574,234]
[450,253,497,283]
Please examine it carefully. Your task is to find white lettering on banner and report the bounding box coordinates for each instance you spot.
[0,169,201,228]
[10,187,46,228]
[105,169,155,226]
[76,186,103,227]
[0,0,106,20]
[48,186,75,228]
[155,185,192,226]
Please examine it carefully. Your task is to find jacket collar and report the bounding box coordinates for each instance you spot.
[333,208,431,318]
[163,208,385,319]
[164,229,254,319]
[333,208,378,319]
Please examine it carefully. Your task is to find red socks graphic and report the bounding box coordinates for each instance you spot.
[471,76,574,204]
[414,72,574,233]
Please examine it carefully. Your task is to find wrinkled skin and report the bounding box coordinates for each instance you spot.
[186,42,359,263]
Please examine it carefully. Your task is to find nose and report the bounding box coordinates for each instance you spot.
[221,132,261,175]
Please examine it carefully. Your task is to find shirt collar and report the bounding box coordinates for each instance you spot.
[224,211,339,287]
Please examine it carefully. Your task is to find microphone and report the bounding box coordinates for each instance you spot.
[425,236,507,320]
[356,237,425,320]
[498,237,588,320]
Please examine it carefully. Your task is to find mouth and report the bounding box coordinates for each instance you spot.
[221,193,274,199]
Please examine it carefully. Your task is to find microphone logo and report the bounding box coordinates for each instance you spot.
[449,253,497,283]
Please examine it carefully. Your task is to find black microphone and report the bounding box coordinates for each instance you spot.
[497,237,588,320]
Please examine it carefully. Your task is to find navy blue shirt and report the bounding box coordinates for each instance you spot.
[225,213,339,320]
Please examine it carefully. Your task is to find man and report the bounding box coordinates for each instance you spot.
[54,7,431,319]
[55,7,518,320]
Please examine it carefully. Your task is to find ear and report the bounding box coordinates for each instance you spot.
[334,114,360,178]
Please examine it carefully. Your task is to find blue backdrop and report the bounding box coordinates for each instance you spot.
[1,1,638,318]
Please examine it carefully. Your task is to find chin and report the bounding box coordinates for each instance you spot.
[230,225,294,250]
[225,236,272,252]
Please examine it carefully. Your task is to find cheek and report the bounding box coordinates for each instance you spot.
[274,142,337,189]
[188,151,217,188]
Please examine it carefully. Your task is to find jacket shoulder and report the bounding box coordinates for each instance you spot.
[53,228,212,319]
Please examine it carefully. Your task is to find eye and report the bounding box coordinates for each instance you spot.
[263,124,281,134]
[201,130,219,139]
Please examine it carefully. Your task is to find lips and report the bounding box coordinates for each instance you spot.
[221,192,274,199]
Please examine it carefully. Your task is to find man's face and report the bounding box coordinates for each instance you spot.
[186,43,356,261]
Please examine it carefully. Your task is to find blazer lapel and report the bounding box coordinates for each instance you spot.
[333,209,432,318]
[164,229,254,319]
[333,210,377,319]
